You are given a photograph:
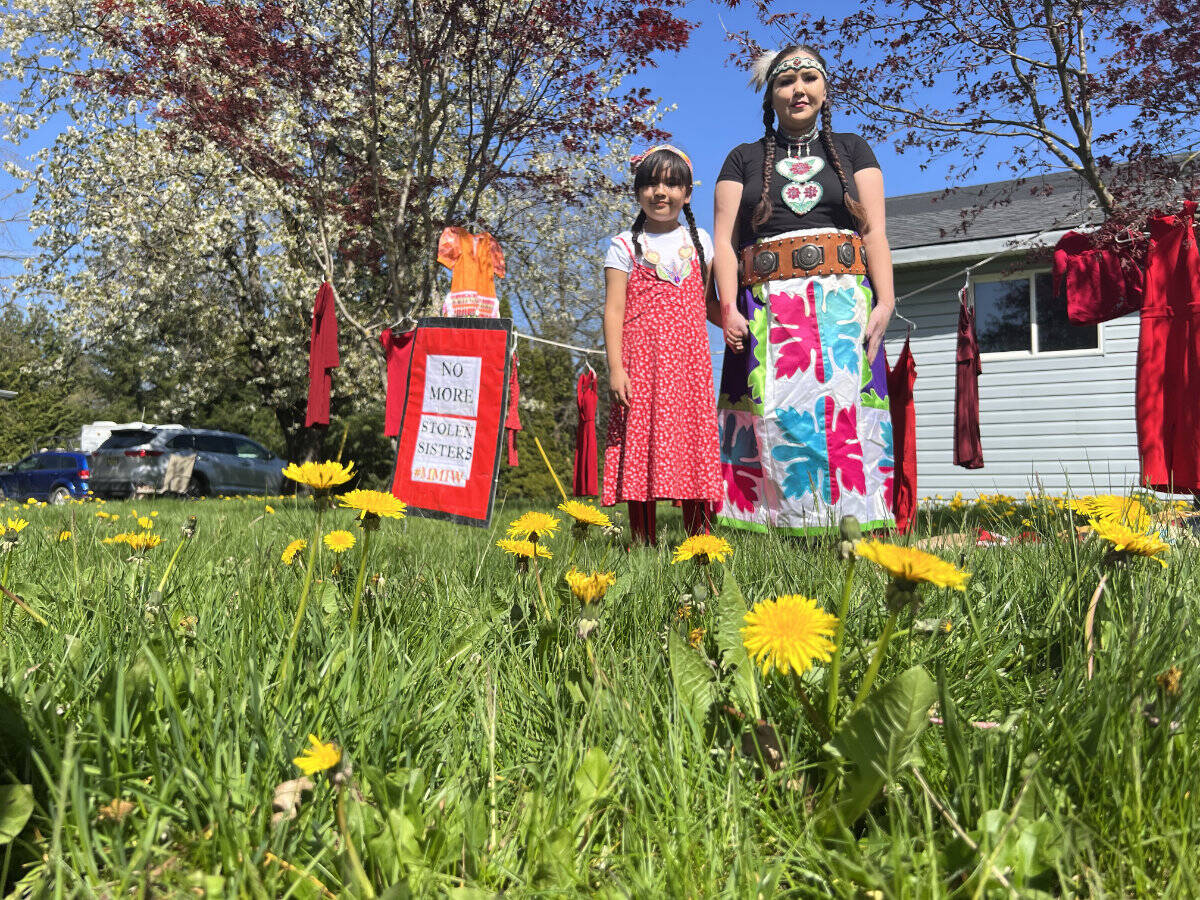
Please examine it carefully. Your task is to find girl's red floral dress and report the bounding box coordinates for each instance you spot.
[602,245,723,506]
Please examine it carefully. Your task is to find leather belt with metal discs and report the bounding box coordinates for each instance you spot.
[739,232,868,286]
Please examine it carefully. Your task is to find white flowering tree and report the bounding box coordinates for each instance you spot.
[2,0,687,463]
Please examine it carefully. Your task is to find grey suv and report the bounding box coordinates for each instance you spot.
[90,428,284,498]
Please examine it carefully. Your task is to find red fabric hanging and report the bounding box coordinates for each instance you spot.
[572,370,598,496]
[504,353,521,466]
[379,327,416,437]
[887,335,918,533]
[1052,231,1144,325]
[305,281,339,427]
[1138,200,1200,492]
[954,287,984,469]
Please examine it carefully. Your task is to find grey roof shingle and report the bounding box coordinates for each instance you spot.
[885,168,1105,250]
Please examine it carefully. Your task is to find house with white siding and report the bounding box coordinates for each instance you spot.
[883,170,1142,499]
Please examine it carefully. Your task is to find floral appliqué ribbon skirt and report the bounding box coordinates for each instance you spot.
[717,228,895,535]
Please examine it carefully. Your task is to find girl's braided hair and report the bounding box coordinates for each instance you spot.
[630,148,707,283]
[751,45,868,233]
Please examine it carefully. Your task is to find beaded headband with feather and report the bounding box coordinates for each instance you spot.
[750,50,829,90]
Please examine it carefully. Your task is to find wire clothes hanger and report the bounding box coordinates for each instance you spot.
[893,309,918,332]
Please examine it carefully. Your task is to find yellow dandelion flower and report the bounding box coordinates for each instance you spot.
[741,594,838,677]
[1071,495,1151,530]
[265,505,275,515]
[5,517,29,533]
[671,533,733,565]
[688,626,707,649]
[557,500,611,529]
[281,538,307,564]
[338,489,407,520]
[150,511,158,517]
[496,538,552,559]
[125,532,162,551]
[293,734,341,775]
[1157,666,1181,697]
[137,516,153,530]
[854,540,970,590]
[281,460,356,491]
[1088,517,1170,568]
[58,530,72,542]
[323,530,356,553]
[564,568,616,603]
[507,511,560,541]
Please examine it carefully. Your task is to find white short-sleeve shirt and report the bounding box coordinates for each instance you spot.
[605,225,714,283]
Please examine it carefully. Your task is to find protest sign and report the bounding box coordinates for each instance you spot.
[390,317,512,526]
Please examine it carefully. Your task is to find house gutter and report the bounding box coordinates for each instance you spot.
[891,229,1074,270]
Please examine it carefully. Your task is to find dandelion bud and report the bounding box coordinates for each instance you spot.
[838,515,861,560]
[181,516,198,539]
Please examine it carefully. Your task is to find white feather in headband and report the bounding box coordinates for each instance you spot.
[749,50,778,91]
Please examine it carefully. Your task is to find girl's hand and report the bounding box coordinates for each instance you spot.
[610,368,633,407]
[864,304,893,365]
[723,307,749,352]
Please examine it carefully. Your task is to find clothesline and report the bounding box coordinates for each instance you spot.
[514,330,605,356]
[515,329,726,359]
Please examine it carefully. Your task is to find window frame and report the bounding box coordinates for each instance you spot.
[970,268,1104,360]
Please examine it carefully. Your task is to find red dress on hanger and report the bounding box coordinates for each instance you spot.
[379,327,416,437]
[305,281,339,427]
[954,287,985,469]
[573,370,598,496]
[505,354,521,466]
[1138,200,1200,492]
[887,336,917,533]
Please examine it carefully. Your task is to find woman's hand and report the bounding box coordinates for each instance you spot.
[610,367,633,407]
[864,303,893,365]
[723,306,749,352]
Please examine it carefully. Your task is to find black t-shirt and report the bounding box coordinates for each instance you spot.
[717,131,879,246]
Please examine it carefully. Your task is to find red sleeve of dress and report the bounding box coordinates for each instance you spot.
[487,233,506,279]
[437,227,462,271]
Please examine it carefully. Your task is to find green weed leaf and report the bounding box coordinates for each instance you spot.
[668,629,716,734]
[574,747,612,805]
[824,665,936,827]
[0,783,34,844]
[715,575,760,720]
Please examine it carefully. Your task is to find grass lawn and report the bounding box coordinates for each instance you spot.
[0,489,1197,897]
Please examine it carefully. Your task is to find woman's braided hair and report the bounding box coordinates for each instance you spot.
[751,45,868,233]
[630,148,707,283]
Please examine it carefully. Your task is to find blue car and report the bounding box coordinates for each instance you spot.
[0,451,91,504]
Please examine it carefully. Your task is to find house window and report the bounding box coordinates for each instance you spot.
[972,271,1099,355]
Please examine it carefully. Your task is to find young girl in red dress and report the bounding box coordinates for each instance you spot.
[602,145,724,544]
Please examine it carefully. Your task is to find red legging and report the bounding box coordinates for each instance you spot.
[627,500,711,544]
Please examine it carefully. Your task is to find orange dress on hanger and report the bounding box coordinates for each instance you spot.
[437,227,506,318]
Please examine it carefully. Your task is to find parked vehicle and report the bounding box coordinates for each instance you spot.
[0,450,91,504]
[90,428,284,498]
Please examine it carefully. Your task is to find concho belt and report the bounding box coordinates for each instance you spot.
[739,232,868,286]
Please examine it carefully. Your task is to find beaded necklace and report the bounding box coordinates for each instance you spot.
[774,123,824,216]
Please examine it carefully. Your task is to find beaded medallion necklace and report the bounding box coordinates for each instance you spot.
[774,123,824,216]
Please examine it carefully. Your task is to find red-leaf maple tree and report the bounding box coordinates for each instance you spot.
[87,0,692,324]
